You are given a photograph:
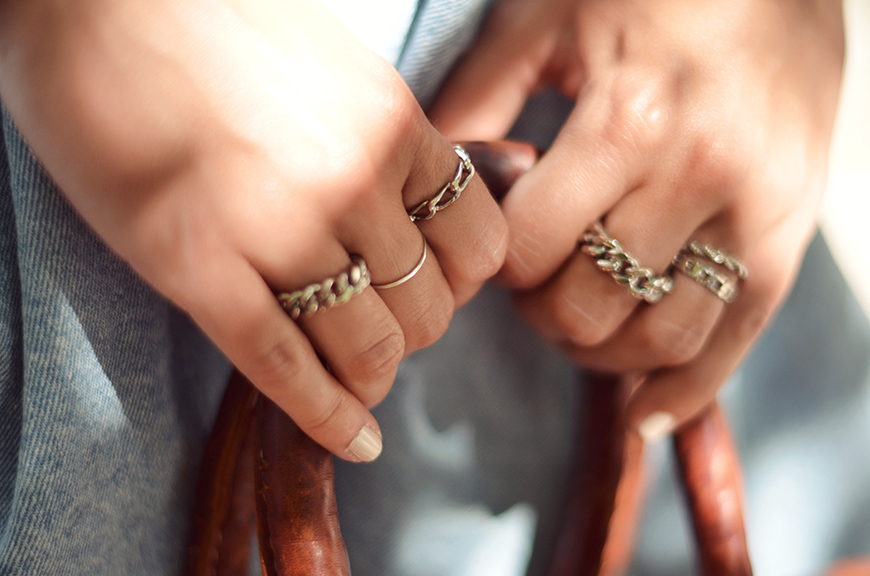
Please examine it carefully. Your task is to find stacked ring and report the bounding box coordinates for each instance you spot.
[672,242,748,304]
[682,241,748,280]
[581,222,674,304]
[277,145,476,314]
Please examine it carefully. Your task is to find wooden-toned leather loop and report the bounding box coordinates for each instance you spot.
[255,396,350,576]
[675,403,753,576]
[186,370,260,576]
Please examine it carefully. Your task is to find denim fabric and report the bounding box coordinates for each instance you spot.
[334,285,578,576]
[0,111,231,575]
[396,0,495,109]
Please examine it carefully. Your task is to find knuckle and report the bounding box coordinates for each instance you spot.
[364,66,417,127]
[344,328,405,391]
[679,131,749,202]
[326,152,382,211]
[602,73,669,152]
[642,316,706,366]
[299,389,351,438]
[247,337,307,395]
[324,83,420,213]
[551,292,617,347]
[404,291,453,352]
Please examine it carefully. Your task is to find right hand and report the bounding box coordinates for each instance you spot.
[0,0,507,461]
[430,0,843,439]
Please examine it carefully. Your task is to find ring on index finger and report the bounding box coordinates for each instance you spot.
[277,256,371,320]
[407,145,475,222]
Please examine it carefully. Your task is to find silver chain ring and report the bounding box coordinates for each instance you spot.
[581,223,674,304]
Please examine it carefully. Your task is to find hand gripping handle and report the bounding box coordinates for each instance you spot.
[186,142,751,576]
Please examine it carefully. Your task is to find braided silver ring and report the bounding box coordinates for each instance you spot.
[581,222,674,304]
[277,255,371,320]
[673,242,747,303]
[682,240,749,280]
[672,253,739,303]
[407,145,475,222]
[372,241,428,290]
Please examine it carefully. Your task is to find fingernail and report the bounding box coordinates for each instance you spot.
[638,411,676,442]
[348,425,382,462]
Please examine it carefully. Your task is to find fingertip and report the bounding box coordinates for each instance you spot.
[627,367,726,446]
[346,423,383,463]
[637,411,677,442]
[279,383,385,464]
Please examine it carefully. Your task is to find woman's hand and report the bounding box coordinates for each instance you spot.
[0,0,507,460]
[430,0,844,437]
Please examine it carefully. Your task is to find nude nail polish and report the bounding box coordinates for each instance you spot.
[348,425,383,462]
[638,411,676,442]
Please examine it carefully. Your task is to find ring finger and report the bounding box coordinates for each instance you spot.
[514,181,723,362]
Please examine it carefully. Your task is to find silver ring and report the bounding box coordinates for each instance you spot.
[672,252,739,303]
[407,145,475,222]
[372,241,427,289]
[682,240,748,280]
[277,255,371,320]
[580,222,674,304]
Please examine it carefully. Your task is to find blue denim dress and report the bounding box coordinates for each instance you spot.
[2,1,869,575]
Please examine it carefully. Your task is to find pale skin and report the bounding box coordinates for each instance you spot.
[431,0,845,437]
[0,0,508,461]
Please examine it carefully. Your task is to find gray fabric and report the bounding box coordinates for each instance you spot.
[0,107,231,575]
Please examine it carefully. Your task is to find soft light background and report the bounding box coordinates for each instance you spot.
[820,0,870,318]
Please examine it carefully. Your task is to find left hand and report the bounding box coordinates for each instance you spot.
[429,0,844,438]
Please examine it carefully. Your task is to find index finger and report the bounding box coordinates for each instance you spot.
[500,96,651,289]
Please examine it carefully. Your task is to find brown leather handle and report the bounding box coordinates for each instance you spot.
[549,373,646,576]
[255,397,350,576]
[185,373,351,576]
[461,140,538,200]
[674,404,752,576]
[186,371,260,576]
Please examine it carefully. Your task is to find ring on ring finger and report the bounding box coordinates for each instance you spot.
[672,242,748,304]
[681,240,749,280]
